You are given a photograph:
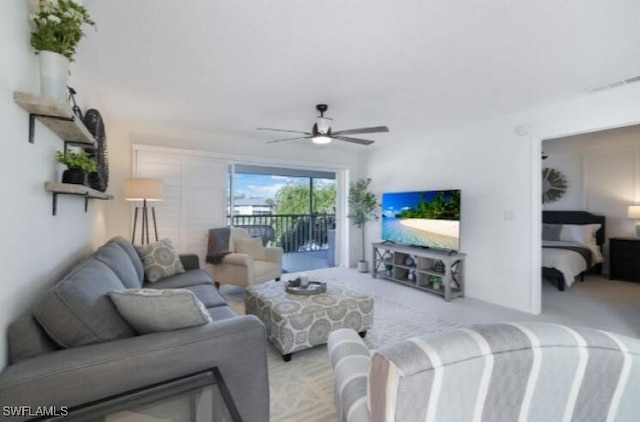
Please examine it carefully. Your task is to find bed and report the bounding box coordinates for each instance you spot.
[542,211,605,291]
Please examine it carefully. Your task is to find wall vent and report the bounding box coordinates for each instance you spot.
[587,74,640,93]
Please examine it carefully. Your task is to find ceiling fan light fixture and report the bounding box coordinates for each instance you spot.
[312,135,332,144]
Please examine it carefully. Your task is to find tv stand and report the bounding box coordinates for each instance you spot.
[372,242,465,301]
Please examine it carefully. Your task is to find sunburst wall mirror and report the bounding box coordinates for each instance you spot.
[542,167,568,204]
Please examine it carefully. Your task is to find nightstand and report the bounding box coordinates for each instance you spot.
[609,237,640,282]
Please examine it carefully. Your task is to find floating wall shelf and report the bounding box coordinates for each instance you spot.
[13,91,96,146]
[45,182,113,216]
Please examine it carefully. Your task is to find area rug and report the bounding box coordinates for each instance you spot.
[221,273,460,422]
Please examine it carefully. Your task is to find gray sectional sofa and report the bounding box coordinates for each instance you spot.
[0,236,269,421]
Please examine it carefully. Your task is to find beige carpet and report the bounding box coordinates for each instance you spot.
[220,268,460,422]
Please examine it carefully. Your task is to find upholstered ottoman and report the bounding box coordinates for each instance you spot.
[245,280,374,361]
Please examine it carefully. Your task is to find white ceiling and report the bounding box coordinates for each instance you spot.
[76,0,640,149]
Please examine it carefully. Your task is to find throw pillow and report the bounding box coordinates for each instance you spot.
[108,289,212,334]
[235,237,267,260]
[135,238,185,283]
[542,223,562,241]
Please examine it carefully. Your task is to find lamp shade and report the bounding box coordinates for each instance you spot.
[627,205,640,219]
[124,178,164,201]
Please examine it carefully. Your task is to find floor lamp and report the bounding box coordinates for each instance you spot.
[124,178,164,244]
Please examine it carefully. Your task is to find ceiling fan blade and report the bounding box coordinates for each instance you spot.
[266,136,312,144]
[332,126,389,136]
[332,136,375,146]
[257,127,311,135]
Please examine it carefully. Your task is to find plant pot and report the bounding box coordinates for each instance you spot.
[357,260,369,273]
[62,168,87,185]
[39,51,69,99]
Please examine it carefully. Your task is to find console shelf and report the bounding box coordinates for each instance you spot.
[13,91,96,146]
[45,182,113,216]
[372,242,465,301]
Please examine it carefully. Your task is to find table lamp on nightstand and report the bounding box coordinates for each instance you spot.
[627,205,640,238]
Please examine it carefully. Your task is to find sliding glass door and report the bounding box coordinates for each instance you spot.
[228,164,337,272]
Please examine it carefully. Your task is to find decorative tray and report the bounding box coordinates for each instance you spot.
[285,279,327,295]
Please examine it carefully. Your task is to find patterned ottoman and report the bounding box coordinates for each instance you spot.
[245,280,374,361]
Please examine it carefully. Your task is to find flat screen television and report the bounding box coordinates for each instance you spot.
[381,189,461,251]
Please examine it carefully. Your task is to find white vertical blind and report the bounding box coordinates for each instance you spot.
[134,149,227,265]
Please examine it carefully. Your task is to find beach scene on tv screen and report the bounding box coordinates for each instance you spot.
[382,190,460,250]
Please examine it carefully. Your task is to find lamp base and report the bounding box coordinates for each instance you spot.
[132,201,159,245]
[636,223,640,239]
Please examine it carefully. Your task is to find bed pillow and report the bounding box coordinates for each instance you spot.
[559,224,601,244]
[542,224,562,241]
[109,289,212,334]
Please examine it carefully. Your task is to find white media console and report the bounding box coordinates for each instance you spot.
[372,242,465,301]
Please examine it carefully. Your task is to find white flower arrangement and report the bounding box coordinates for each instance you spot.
[29,0,95,61]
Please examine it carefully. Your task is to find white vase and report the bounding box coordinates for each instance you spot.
[39,51,69,99]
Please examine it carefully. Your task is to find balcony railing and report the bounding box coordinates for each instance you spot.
[228,213,335,253]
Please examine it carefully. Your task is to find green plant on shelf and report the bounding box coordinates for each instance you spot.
[56,150,97,172]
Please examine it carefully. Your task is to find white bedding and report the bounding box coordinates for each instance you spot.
[542,241,603,289]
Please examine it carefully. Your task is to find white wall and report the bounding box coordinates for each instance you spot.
[102,121,360,265]
[361,84,640,314]
[0,1,106,369]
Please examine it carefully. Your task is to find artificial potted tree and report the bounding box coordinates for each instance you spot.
[347,178,380,272]
[56,150,97,185]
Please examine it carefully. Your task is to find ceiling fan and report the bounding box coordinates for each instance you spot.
[258,104,389,146]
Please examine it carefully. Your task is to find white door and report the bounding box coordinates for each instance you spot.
[134,149,228,265]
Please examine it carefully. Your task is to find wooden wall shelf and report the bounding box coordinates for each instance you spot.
[45,182,113,216]
[14,91,96,146]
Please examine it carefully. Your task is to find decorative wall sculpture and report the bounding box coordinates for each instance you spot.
[83,109,109,192]
[542,167,567,204]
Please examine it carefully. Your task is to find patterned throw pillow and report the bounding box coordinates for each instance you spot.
[135,238,185,282]
[109,289,212,334]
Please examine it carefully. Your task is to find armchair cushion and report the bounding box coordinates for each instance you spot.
[235,237,267,261]
[109,289,212,334]
[135,238,185,282]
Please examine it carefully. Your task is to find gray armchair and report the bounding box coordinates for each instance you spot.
[208,227,283,288]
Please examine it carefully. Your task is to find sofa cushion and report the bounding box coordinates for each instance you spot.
[147,268,213,289]
[236,237,267,260]
[135,238,185,282]
[184,285,228,308]
[33,259,136,348]
[144,281,226,308]
[207,305,238,321]
[109,236,144,280]
[109,289,212,334]
[95,241,142,289]
[8,314,59,364]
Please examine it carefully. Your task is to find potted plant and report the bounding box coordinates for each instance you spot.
[347,178,380,272]
[56,150,97,185]
[29,0,96,98]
